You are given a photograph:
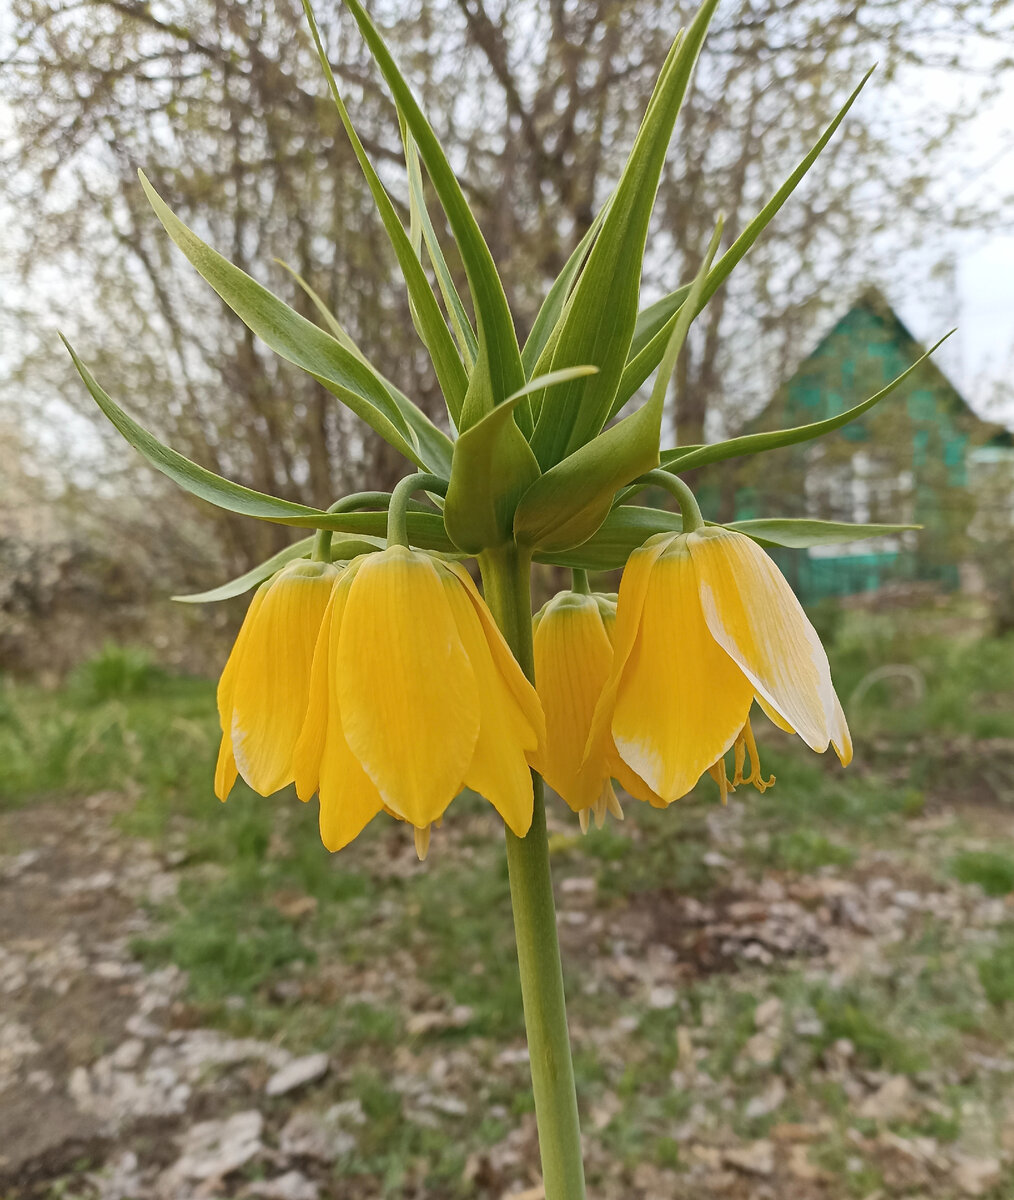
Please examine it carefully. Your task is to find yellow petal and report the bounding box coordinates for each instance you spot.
[688,528,844,756]
[336,547,480,827]
[293,573,353,802]
[214,733,238,802]
[231,561,339,796]
[216,581,269,734]
[611,536,754,801]
[533,593,614,813]
[441,566,536,836]
[830,693,853,766]
[316,687,384,852]
[444,561,546,750]
[214,581,270,802]
[757,694,795,734]
[582,534,673,781]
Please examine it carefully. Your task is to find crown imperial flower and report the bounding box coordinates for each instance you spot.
[294,546,545,854]
[533,590,626,831]
[591,526,852,805]
[215,558,339,801]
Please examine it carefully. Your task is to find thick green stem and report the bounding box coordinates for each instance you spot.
[386,472,449,548]
[479,545,587,1200]
[632,468,705,532]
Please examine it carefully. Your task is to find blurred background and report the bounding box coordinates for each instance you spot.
[2,0,1014,1197]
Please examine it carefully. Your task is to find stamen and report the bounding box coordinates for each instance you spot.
[579,808,591,835]
[414,824,431,861]
[733,735,747,787]
[605,787,624,822]
[735,719,776,793]
[593,794,607,829]
[707,761,733,806]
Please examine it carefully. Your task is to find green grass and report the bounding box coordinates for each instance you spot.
[951,850,1014,897]
[979,929,1014,1009]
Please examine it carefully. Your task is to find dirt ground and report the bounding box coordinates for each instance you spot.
[4,778,1014,1200]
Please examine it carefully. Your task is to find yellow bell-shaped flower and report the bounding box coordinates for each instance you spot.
[294,546,545,853]
[533,591,632,831]
[590,526,852,805]
[215,559,340,801]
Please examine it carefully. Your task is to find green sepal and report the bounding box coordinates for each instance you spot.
[610,68,874,418]
[301,0,468,424]
[514,221,721,554]
[64,338,330,524]
[536,506,917,571]
[138,172,452,475]
[341,0,524,429]
[443,367,596,553]
[661,331,953,473]
[529,0,719,469]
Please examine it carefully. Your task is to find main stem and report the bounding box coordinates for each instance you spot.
[480,544,587,1200]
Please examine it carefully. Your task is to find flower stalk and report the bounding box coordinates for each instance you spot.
[480,545,587,1200]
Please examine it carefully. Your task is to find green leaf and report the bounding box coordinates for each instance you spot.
[273,259,369,359]
[521,204,608,380]
[287,508,455,551]
[301,1,468,424]
[173,534,386,603]
[610,68,874,417]
[64,338,330,523]
[443,367,595,553]
[401,120,478,374]
[138,172,452,475]
[515,221,722,553]
[535,507,917,571]
[661,332,953,473]
[528,0,719,469]
[725,518,918,549]
[341,0,524,429]
[534,505,682,570]
[175,539,313,603]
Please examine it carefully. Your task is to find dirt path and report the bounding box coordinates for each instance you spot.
[0,794,352,1200]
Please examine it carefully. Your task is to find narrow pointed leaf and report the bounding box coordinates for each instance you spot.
[401,119,478,372]
[611,69,874,416]
[138,172,452,475]
[273,258,368,359]
[342,0,524,428]
[301,1,467,423]
[661,332,953,472]
[535,506,918,571]
[443,366,596,552]
[282,508,456,551]
[174,534,385,603]
[515,221,722,553]
[521,202,608,379]
[64,338,329,522]
[529,0,719,469]
[725,517,918,549]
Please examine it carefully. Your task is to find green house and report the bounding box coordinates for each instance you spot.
[732,289,1006,604]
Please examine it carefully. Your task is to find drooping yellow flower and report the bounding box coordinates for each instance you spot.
[215,559,340,801]
[533,591,624,831]
[294,546,545,853]
[588,526,852,806]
